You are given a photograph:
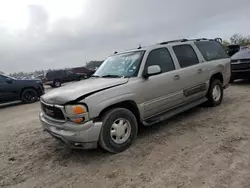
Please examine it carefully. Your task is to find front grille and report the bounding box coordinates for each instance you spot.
[239,59,250,63]
[231,63,250,70]
[41,103,65,121]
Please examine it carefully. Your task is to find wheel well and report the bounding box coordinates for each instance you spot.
[211,73,223,84]
[99,100,141,123]
[20,87,38,96]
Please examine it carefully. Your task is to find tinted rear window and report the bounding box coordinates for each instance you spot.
[46,71,64,78]
[195,41,228,61]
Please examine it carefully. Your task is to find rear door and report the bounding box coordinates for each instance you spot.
[171,44,209,102]
[63,70,78,82]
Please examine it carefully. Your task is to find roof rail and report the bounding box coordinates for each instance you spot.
[193,38,208,41]
[214,37,222,43]
[159,39,188,45]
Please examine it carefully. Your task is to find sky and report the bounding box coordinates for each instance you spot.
[1,0,250,73]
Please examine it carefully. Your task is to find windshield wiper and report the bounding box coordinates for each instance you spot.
[101,74,121,78]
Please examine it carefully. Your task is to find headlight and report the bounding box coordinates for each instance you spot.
[65,104,87,115]
[64,104,89,123]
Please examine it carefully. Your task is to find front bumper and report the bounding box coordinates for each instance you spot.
[231,69,250,80]
[39,112,103,149]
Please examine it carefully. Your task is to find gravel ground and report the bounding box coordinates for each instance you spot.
[1,83,250,188]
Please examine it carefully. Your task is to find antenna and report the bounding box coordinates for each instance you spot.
[137,44,142,49]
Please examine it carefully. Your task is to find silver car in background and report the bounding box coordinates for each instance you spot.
[40,38,231,153]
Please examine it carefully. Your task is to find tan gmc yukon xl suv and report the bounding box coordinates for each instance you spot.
[40,38,231,153]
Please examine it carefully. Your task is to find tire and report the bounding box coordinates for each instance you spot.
[21,88,38,103]
[206,79,223,107]
[229,77,234,83]
[53,80,61,87]
[99,108,138,153]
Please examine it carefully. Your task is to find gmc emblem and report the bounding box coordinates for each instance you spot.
[45,108,54,116]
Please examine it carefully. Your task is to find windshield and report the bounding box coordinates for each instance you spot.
[3,74,16,80]
[93,51,145,78]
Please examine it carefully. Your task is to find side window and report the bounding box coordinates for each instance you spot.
[194,41,228,61]
[146,48,175,73]
[173,45,199,68]
[66,70,73,75]
[0,75,6,84]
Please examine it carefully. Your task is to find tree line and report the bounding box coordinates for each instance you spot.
[222,34,250,48]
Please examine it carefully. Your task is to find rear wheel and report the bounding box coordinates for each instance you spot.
[21,88,38,103]
[206,79,223,107]
[53,80,61,87]
[99,108,138,153]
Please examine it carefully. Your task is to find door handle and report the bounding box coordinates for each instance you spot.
[197,69,203,73]
[173,75,180,80]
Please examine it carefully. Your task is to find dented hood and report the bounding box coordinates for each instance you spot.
[41,78,128,104]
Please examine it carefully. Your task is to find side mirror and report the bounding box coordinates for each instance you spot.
[143,65,162,78]
[6,78,13,84]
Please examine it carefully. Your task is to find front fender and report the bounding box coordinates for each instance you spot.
[86,93,137,119]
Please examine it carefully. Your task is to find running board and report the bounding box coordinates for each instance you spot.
[142,97,207,126]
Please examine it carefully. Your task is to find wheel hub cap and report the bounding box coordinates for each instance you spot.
[212,85,221,101]
[110,118,131,144]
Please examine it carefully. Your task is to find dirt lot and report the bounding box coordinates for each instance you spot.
[1,83,250,188]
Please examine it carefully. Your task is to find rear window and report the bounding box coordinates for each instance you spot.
[46,71,64,78]
[195,41,228,61]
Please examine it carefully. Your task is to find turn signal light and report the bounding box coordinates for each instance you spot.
[74,117,85,123]
[73,105,87,114]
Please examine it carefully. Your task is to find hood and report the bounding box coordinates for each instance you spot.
[41,78,129,104]
[15,79,40,84]
[231,49,250,60]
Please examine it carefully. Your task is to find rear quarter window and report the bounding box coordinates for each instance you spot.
[46,71,63,78]
[195,41,228,61]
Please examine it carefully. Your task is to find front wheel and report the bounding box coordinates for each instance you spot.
[99,108,138,153]
[21,88,38,103]
[206,79,223,107]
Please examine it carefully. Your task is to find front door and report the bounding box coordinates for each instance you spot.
[0,75,18,103]
[138,48,184,119]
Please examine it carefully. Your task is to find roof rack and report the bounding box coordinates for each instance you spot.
[214,37,222,43]
[159,39,188,45]
[191,38,208,41]
[159,37,223,45]
[113,37,223,54]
